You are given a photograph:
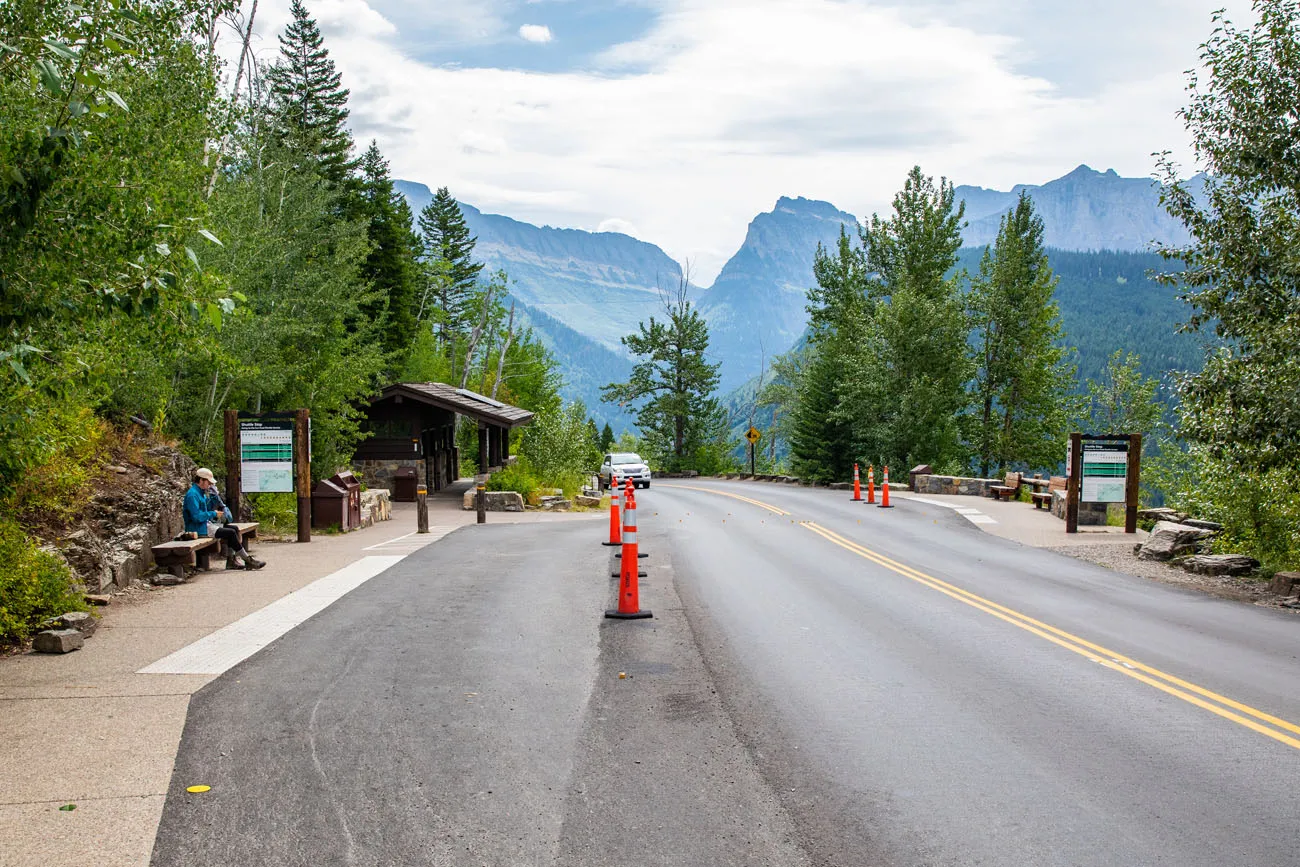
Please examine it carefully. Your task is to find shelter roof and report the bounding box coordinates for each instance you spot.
[377,383,534,428]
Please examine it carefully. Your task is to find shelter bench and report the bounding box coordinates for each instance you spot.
[1032,476,1067,510]
[989,472,1023,502]
[151,537,219,578]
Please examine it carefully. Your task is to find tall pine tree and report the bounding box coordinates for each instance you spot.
[266,0,355,186]
[790,229,866,482]
[358,141,421,360]
[848,166,970,471]
[417,188,483,348]
[967,192,1077,475]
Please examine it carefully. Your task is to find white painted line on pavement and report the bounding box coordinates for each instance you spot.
[965,515,999,525]
[138,556,404,676]
[363,531,416,550]
[899,495,962,509]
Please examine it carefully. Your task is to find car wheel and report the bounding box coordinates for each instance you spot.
[641,481,650,489]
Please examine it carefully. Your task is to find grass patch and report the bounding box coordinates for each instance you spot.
[0,519,88,645]
[248,492,299,536]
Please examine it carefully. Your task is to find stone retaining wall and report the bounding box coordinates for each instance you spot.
[911,474,1001,497]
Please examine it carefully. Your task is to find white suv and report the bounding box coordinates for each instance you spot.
[601,453,651,489]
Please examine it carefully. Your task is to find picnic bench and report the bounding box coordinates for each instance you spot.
[150,522,259,578]
[989,472,1022,502]
[1031,476,1067,510]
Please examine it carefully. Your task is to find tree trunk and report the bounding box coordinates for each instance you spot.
[490,302,515,400]
[459,283,495,390]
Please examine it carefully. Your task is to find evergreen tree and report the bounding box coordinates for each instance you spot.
[790,230,866,482]
[967,192,1077,475]
[357,141,420,360]
[849,166,970,471]
[1082,351,1164,439]
[417,187,483,347]
[599,422,615,452]
[602,280,726,472]
[266,0,355,185]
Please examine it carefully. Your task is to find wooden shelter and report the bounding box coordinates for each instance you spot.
[353,383,534,495]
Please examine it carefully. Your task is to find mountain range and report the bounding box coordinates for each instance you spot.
[396,165,1203,429]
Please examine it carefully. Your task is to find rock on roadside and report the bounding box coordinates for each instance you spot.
[1136,521,1216,561]
[1182,554,1259,577]
[33,629,84,654]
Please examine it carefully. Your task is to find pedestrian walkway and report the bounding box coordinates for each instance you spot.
[0,480,597,867]
[896,491,1148,548]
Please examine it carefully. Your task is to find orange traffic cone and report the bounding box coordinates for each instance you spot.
[866,464,875,504]
[878,465,893,508]
[611,479,648,574]
[606,484,652,619]
[602,472,621,546]
[851,463,862,501]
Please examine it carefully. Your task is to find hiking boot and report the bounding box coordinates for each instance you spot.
[225,556,245,570]
[244,555,266,570]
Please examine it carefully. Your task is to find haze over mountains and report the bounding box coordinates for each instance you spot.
[397,165,1200,427]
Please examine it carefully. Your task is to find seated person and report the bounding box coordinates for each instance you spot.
[184,468,265,570]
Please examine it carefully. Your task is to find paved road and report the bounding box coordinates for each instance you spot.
[654,480,1300,866]
[151,482,1300,866]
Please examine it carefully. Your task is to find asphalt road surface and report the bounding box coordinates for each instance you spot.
[152,482,1300,866]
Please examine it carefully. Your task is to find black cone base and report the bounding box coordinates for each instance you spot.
[614,552,649,559]
[612,571,649,578]
[605,609,653,619]
[877,504,894,509]
[601,541,620,547]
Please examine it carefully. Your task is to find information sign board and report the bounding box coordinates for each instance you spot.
[1081,439,1129,503]
[240,418,295,493]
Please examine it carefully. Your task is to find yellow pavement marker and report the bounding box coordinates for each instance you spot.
[657,484,791,516]
[801,520,1300,752]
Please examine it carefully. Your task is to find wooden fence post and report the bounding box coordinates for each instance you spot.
[1066,433,1082,534]
[416,484,429,534]
[1126,433,1142,534]
[295,408,311,543]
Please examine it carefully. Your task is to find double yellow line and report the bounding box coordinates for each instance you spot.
[802,521,1300,751]
[658,484,791,516]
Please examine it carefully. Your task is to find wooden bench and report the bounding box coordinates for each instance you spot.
[1032,476,1067,510]
[151,537,219,578]
[989,471,1023,502]
[216,522,259,556]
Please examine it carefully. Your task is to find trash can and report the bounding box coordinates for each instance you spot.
[330,471,362,529]
[393,466,419,502]
[311,478,348,530]
[909,464,932,492]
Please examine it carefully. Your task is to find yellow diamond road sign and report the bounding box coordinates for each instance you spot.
[745,426,761,444]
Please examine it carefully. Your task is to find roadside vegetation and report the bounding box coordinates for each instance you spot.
[0,0,577,642]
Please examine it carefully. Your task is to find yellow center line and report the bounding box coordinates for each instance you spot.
[802,520,1300,752]
[657,483,791,516]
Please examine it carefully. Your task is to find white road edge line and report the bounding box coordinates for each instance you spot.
[137,555,405,676]
[363,531,417,550]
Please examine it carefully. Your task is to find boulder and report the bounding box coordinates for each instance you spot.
[1268,571,1299,596]
[1137,521,1216,561]
[1138,507,1187,524]
[1181,554,1259,576]
[574,495,602,508]
[1182,518,1224,533]
[83,594,111,606]
[460,490,524,512]
[539,496,571,511]
[56,611,98,637]
[150,572,185,586]
[33,629,84,654]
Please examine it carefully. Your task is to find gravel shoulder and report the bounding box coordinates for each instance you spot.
[1046,542,1296,610]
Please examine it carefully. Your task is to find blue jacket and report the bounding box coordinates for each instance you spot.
[183,484,219,536]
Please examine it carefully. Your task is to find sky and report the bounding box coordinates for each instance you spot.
[228,0,1254,283]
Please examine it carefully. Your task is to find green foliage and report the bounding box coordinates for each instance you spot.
[0,519,87,645]
[486,461,541,502]
[358,141,421,364]
[1156,0,1300,473]
[599,422,615,452]
[417,187,483,352]
[1081,351,1165,439]
[266,0,355,186]
[602,281,729,472]
[520,401,601,482]
[248,492,299,537]
[967,192,1079,475]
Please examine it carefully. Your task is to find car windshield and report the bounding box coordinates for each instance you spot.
[611,453,642,465]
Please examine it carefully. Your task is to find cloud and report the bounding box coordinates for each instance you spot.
[518,24,554,43]
[230,0,1245,283]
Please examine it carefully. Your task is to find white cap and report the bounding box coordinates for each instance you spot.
[195,468,216,483]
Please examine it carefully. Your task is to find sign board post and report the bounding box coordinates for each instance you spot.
[224,410,312,543]
[746,426,761,476]
[1066,432,1142,534]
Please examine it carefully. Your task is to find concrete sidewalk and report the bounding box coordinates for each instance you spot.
[895,491,1148,548]
[0,481,598,867]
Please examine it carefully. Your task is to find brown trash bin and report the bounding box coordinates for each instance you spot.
[393,466,419,502]
[909,464,932,492]
[330,471,361,528]
[311,478,349,530]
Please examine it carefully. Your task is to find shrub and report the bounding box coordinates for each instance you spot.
[0,520,88,644]
[248,492,299,536]
[487,461,541,501]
